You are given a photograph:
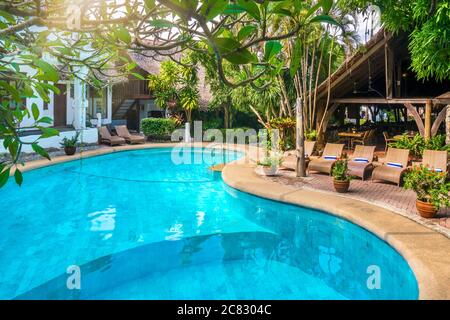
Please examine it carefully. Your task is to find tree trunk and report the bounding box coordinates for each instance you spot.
[224,102,229,129]
[296,98,306,177]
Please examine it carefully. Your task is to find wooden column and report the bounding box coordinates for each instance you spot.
[295,98,306,178]
[446,105,450,144]
[424,100,432,140]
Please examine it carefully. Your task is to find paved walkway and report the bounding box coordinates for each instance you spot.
[265,169,450,236]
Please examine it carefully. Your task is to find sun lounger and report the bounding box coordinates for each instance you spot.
[307,143,345,175]
[280,141,316,171]
[99,126,126,146]
[347,145,376,180]
[115,125,146,144]
[371,148,409,186]
[420,150,448,174]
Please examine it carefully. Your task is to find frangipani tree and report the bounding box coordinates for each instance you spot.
[0,0,340,187]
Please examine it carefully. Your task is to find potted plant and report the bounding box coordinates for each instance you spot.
[60,132,80,156]
[332,159,351,193]
[403,166,450,218]
[256,153,283,176]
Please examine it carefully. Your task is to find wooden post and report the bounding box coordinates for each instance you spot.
[424,100,432,141]
[446,105,450,144]
[296,98,306,177]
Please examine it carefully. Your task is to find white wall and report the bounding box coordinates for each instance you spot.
[0,128,99,154]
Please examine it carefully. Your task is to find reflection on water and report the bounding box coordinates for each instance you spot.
[88,206,116,241]
[16,229,417,300]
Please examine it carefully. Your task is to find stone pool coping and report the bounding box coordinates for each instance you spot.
[222,160,450,300]
[14,142,450,300]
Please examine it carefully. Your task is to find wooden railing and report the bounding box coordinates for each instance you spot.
[112,79,151,115]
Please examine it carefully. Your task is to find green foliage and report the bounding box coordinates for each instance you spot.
[141,118,178,139]
[347,0,450,81]
[332,159,350,181]
[404,166,450,209]
[148,56,200,122]
[257,153,284,167]
[60,132,80,148]
[390,134,449,158]
[305,129,318,141]
[202,118,223,131]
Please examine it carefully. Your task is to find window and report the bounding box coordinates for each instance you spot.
[87,86,108,118]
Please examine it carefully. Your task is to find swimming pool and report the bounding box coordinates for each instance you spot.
[0,147,418,299]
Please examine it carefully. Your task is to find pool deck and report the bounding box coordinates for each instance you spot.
[13,142,450,300]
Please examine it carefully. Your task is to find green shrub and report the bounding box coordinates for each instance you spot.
[389,133,450,158]
[404,166,450,209]
[141,118,178,140]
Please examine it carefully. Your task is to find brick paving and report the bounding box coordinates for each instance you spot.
[265,169,450,238]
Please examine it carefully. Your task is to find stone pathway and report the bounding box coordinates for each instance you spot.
[264,169,450,237]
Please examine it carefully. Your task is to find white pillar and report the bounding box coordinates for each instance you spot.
[185,122,191,142]
[73,67,88,130]
[107,84,112,124]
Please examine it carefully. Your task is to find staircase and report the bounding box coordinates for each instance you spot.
[114,99,136,119]
[112,79,151,119]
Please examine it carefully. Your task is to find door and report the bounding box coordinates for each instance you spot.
[53,84,67,127]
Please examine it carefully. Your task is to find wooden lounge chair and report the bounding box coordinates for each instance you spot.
[280,141,316,171]
[347,145,376,180]
[307,143,345,175]
[115,125,146,144]
[420,150,448,173]
[371,148,410,186]
[99,126,126,146]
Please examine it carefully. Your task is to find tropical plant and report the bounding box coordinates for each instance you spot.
[60,132,80,148]
[305,129,318,141]
[257,153,283,168]
[332,159,351,181]
[389,134,425,158]
[390,133,450,158]
[404,166,450,209]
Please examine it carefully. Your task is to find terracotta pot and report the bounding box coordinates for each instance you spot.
[333,179,350,193]
[416,200,437,218]
[256,165,278,176]
[64,146,77,156]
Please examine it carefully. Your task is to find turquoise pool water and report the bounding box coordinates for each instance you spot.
[0,148,418,299]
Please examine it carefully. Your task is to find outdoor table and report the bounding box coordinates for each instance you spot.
[337,132,364,149]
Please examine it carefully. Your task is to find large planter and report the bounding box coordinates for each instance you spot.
[255,165,278,176]
[333,179,350,193]
[416,200,437,218]
[64,146,77,156]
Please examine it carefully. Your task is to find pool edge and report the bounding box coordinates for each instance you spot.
[221,160,450,300]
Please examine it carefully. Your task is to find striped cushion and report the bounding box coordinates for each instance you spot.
[353,157,369,163]
[387,162,403,168]
[323,155,337,160]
